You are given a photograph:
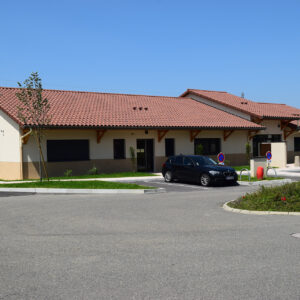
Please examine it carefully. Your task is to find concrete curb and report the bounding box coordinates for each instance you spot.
[237,179,292,186]
[0,187,166,194]
[223,201,300,216]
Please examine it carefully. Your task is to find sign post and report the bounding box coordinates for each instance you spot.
[217,152,225,165]
[266,151,272,167]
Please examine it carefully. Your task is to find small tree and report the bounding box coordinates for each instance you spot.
[245,142,251,163]
[195,143,204,155]
[129,146,136,172]
[16,72,51,181]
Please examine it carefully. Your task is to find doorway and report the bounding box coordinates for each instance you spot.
[136,139,154,172]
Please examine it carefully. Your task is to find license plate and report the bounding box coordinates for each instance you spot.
[226,176,234,180]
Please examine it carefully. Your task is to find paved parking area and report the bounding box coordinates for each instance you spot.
[1,186,300,299]
[120,177,242,192]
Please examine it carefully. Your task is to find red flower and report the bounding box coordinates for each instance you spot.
[242,196,245,199]
[281,196,286,201]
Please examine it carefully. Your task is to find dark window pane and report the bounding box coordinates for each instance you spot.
[47,140,89,162]
[194,139,220,155]
[183,157,193,166]
[165,138,175,157]
[295,137,300,152]
[114,139,125,159]
[174,156,183,165]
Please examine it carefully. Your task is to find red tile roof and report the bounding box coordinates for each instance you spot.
[0,87,263,130]
[181,89,300,120]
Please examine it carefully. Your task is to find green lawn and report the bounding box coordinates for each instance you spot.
[228,182,300,212]
[239,175,284,182]
[233,165,250,171]
[0,180,153,189]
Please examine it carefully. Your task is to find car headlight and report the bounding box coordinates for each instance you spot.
[209,170,221,175]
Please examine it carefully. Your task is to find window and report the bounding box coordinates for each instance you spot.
[47,140,89,162]
[183,157,193,166]
[295,137,300,152]
[194,138,221,155]
[174,156,183,165]
[165,138,175,157]
[114,139,125,159]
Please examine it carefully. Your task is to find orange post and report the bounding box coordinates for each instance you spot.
[256,166,264,180]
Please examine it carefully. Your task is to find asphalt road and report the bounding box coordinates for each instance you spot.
[0,186,300,299]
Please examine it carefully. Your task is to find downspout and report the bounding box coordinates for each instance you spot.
[20,128,32,180]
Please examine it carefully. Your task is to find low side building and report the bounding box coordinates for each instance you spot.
[181,89,300,163]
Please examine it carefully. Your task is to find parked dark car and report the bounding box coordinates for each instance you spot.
[162,155,238,186]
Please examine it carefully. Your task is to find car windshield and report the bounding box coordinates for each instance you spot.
[191,156,218,166]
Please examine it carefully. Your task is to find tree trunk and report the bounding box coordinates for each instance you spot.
[33,129,49,181]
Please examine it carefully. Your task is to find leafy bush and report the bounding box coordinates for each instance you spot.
[87,166,98,175]
[64,169,73,177]
[195,144,204,155]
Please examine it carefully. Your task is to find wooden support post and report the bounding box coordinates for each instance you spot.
[96,129,107,144]
[248,130,260,141]
[280,120,290,130]
[22,129,31,144]
[223,130,234,141]
[157,130,169,142]
[283,128,296,140]
[190,130,201,142]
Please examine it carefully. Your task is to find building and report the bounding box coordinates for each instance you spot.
[181,89,300,162]
[0,86,299,180]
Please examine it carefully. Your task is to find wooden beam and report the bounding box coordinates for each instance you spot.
[251,117,263,124]
[96,129,107,144]
[283,128,296,140]
[190,130,201,142]
[223,130,234,141]
[157,130,169,142]
[22,129,31,144]
[280,120,290,130]
[248,130,260,141]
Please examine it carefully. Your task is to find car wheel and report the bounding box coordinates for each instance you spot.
[164,171,173,182]
[200,173,211,187]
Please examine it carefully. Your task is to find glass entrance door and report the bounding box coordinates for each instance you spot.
[136,139,154,172]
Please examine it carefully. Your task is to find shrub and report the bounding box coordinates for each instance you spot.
[87,166,98,175]
[64,169,73,177]
[195,144,204,155]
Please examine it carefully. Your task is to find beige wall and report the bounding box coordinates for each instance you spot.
[0,110,22,179]
[21,128,250,178]
[259,120,283,136]
[271,142,287,168]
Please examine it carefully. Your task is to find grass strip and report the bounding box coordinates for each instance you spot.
[233,165,250,171]
[228,182,300,212]
[239,175,284,182]
[0,180,154,189]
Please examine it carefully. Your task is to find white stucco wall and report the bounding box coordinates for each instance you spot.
[22,128,249,162]
[185,93,251,121]
[286,132,300,151]
[271,142,287,168]
[23,129,194,162]
[259,120,283,135]
[0,109,20,162]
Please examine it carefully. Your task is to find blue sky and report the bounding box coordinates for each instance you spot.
[1,0,299,106]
